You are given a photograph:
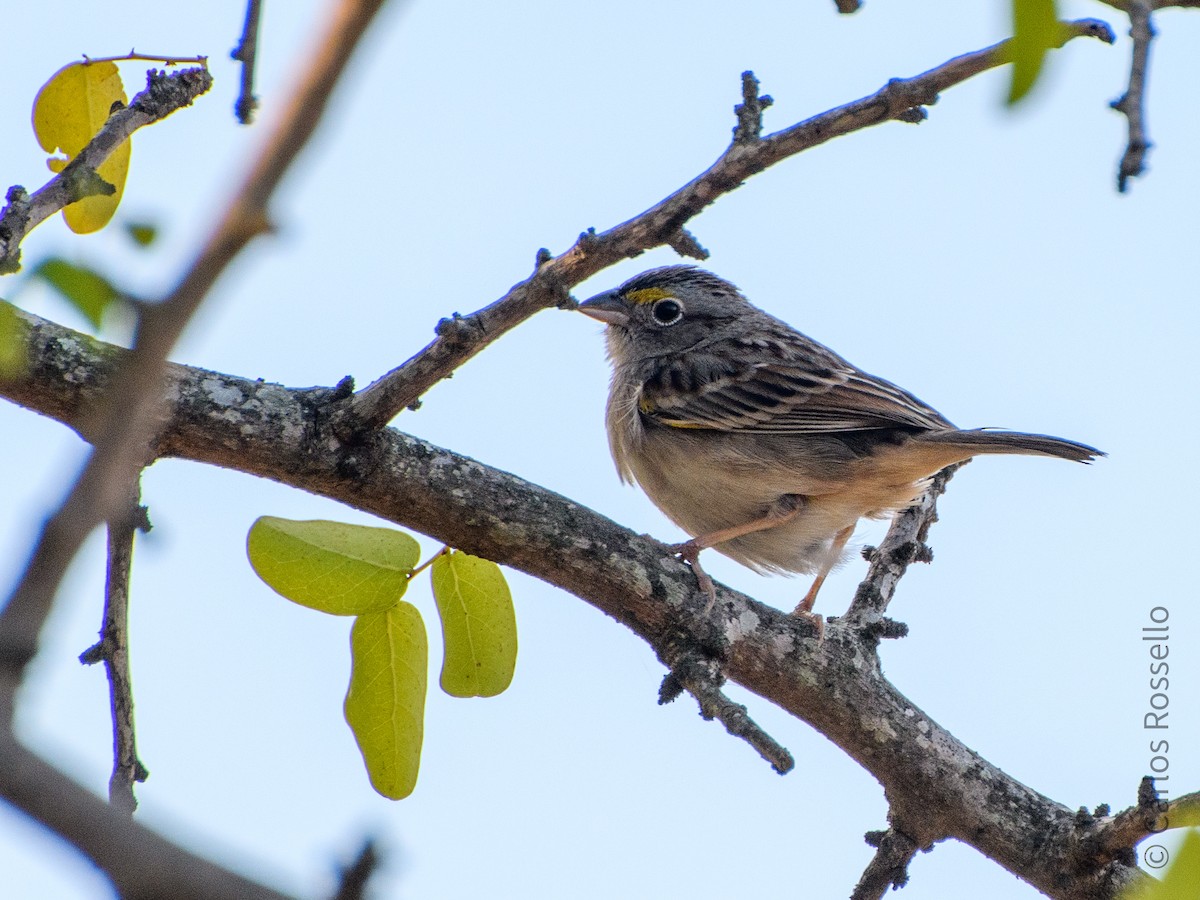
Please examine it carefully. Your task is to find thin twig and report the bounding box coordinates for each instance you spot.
[852,827,920,900]
[658,649,794,774]
[0,0,398,713]
[330,839,379,900]
[732,70,773,144]
[0,67,213,274]
[336,19,1114,431]
[1110,0,1155,192]
[842,464,963,627]
[79,484,151,815]
[81,53,209,66]
[231,0,265,124]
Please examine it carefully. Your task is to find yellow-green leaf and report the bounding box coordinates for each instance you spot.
[32,61,130,233]
[247,517,420,615]
[344,603,427,800]
[1005,0,1060,105]
[1123,830,1200,900]
[29,258,121,329]
[432,550,517,698]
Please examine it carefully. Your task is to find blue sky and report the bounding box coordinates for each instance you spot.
[1,1,1197,897]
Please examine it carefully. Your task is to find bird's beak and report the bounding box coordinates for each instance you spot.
[578,290,630,326]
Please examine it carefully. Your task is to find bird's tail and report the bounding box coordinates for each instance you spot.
[915,428,1104,463]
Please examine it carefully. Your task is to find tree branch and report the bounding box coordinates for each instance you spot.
[1088,777,1200,863]
[0,66,213,275]
[79,485,151,815]
[1110,0,1156,192]
[335,19,1115,432]
[732,70,773,144]
[843,464,962,628]
[330,839,379,900]
[657,645,795,774]
[0,307,1158,899]
[0,731,292,899]
[852,826,920,900]
[0,0,398,703]
[0,5,401,895]
[231,0,265,124]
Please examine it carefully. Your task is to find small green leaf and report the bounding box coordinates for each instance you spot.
[247,517,420,615]
[345,603,427,800]
[124,221,158,247]
[0,301,28,378]
[29,258,121,329]
[1006,0,1060,105]
[432,550,517,698]
[1123,830,1200,900]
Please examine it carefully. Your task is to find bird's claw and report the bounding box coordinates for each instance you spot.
[668,540,718,613]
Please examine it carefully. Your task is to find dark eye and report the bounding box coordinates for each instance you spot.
[651,298,684,326]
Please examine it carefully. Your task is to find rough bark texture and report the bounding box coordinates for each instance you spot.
[0,306,1155,899]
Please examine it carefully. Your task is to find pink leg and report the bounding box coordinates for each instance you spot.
[793,524,855,619]
[671,495,806,611]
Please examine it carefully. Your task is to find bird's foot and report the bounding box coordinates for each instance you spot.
[793,577,828,640]
[792,607,825,640]
[668,540,718,613]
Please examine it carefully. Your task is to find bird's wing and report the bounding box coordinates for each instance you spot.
[639,345,952,434]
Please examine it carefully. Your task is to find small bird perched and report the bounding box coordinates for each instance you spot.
[578,266,1102,619]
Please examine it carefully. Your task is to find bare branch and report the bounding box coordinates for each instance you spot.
[0,0,398,700]
[79,484,151,815]
[835,0,863,12]
[0,732,292,899]
[658,647,795,774]
[843,464,962,627]
[666,227,709,260]
[231,0,266,124]
[732,70,773,144]
[0,66,213,275]
[330,839,379,900]
[1110,0,1155,192]
[0,308,1155,898]
[852,827,920,900]
[336,19,1115,431]
[1089,777,1200,862]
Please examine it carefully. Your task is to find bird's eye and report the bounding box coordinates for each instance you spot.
[651,298,684,326]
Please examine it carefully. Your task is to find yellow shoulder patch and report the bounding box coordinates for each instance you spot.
[640,396,705,428]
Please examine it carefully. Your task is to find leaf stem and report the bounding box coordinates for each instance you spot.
[408,545,450,580]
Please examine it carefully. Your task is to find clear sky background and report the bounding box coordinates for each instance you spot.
[1,2,1197,898]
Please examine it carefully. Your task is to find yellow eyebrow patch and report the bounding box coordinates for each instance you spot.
[626,287,674,305]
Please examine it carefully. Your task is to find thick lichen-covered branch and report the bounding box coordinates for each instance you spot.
[0,307,1156,899]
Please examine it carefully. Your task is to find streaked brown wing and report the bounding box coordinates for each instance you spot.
[641,349,952,434]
